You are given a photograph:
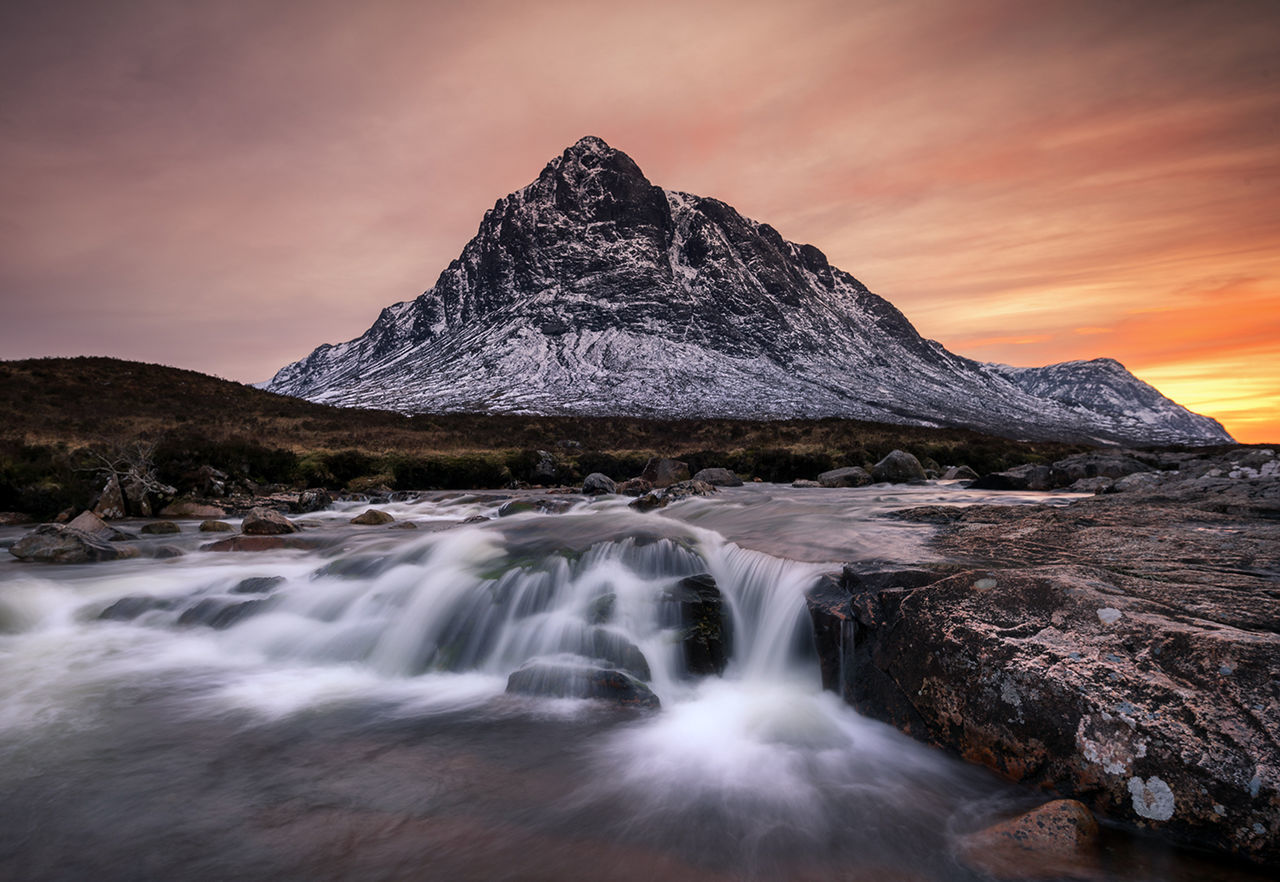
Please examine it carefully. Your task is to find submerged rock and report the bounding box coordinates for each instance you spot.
[177,597,268,629]
[98,594,179,621]
[241,507,299,535]
[140,521,181,535]
[629,479,717,512]
[199,520,234,532]
[505,660,660,709]
[202,535,319,552]
[956,799,1100,880]
[351,509,395,525]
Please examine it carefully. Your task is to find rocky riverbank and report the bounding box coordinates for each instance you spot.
[809,446,1280,867]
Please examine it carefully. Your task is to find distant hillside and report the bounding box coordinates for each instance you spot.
[0,356,1109,517]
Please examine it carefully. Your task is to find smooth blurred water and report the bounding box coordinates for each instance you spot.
[0,485,1260,880]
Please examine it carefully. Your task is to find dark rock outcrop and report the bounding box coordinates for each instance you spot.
[661,573,732,676]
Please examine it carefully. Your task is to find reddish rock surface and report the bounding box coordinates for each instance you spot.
[956,799,1100,880]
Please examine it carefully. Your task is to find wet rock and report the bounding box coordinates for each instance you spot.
[956,799,1100,880]
[616,477,653,497]
[92,474,127,520]
[178,597,268,629]
[941,465,979,481]
[158,500,227,518]
[629,479,717,512]
[826,551,1280,866]
[791,479,821,488]
[581,473,617,495]
[640,457,690,488]
[389,521,418,530]
[818,466,873,488]
[351,509,395,525]
[150,544,185,559]
[231,575,285,594]
[9,524,140,564]
[505,661,660,709]
[661,573,732,676]
[98,595,180,620]
[870,450,927,484]
[295,488,333,513]
[461,514,490,524]
[199,520,234,532]
[140,521,181,535]
[692,467,743,487]
[586,627,651,681]
[242,507,299,535]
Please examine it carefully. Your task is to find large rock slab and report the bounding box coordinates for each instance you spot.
[808,547,1280,865]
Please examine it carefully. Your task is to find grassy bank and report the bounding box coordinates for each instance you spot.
[2,356,1094,517]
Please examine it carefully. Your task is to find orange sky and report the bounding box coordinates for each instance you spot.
[1,0,1277,441]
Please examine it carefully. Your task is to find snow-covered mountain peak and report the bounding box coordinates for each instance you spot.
[266,138,1232,446]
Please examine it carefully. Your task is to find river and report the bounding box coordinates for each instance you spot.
[0,485,1263,880]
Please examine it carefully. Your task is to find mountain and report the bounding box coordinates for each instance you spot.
[267,136,1231,446]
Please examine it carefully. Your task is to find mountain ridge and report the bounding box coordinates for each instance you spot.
[268,136,1231,446]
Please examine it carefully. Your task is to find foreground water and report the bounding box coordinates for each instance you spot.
[0,485,1264,880]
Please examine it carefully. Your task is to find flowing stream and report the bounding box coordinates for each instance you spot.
[0,485,1262,880]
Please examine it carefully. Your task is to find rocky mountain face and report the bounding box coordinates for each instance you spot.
[267,136,1231,446]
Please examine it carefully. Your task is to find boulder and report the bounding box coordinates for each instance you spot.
[692,467,743,487]
[350,509,395,525]
[9,524,140,563]
[581,473,617,496]
[295,488,333,513]
[498,497,574,517]
[956,799,1100,880]
[870,450,926,483]
[66,510,132,541]
[241,507,299,535]
[92,475,127,520]
[941,465,979,481]
[159,500,227,519]
[532,449,558,483]
[616,477,653,497]
[639,458,690,488]
[661,573,732,676]
[199,520,234,532]
[791,479,821,488]
[140,521,181,535]
[817,466,872,488]
[505,660,660,709]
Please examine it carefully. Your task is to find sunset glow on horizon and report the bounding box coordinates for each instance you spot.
[2,0,1277,441]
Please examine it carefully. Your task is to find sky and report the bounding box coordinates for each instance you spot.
[1,0,1277,442]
